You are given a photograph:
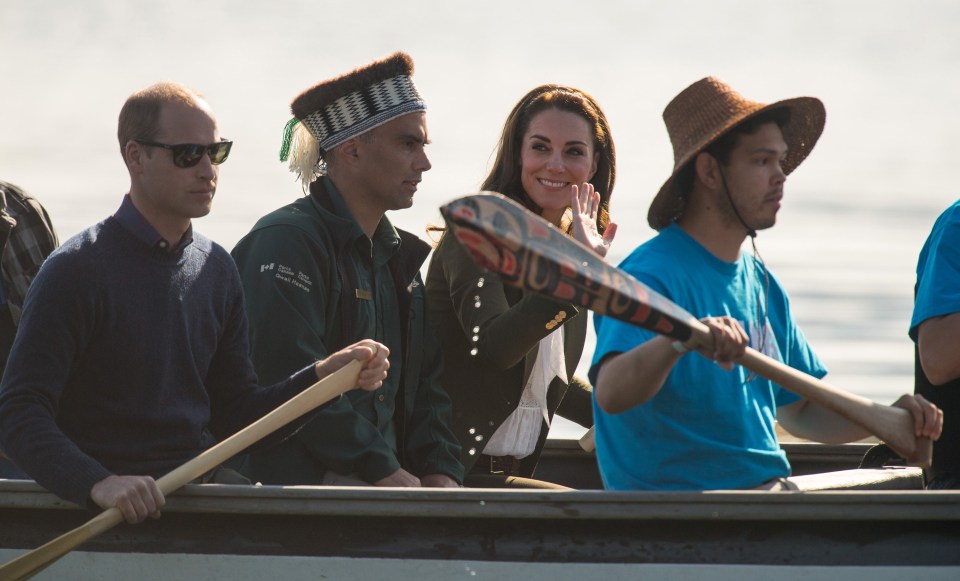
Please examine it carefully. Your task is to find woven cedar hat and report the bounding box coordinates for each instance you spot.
[648,77,826,230]
[280,52,426,185]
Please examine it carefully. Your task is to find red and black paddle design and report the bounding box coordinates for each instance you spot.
[441,192,695,342]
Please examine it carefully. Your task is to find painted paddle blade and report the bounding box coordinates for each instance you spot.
[439,192,696,342]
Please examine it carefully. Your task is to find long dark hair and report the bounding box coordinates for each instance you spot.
[481,84,616,234]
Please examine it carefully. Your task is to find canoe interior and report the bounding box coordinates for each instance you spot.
[535,440,876,489]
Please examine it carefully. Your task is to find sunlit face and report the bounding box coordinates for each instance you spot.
[717,122,788,232]
[519,108,598,225]
[353,112,432,213]
[134,100,220,229]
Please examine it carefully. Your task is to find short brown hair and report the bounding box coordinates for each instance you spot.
[117,82,204,156]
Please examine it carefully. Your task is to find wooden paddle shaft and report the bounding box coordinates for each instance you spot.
[686,320,932,468]
[156,358,360,494]
[577,327,930,462]
[0,359,363,581]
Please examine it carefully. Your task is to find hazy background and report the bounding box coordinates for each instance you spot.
[2,0,958,438]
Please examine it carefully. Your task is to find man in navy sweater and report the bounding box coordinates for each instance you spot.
[0,82,389,524]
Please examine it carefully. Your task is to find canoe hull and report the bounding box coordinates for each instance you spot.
[2,552,958,581]
[2,480,959,579]
[2,442,957,579]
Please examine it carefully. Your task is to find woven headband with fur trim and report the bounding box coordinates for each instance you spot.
[280,52,426,185]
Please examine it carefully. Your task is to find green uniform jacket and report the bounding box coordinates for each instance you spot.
[425,232,593,477]
[232,179,463,484]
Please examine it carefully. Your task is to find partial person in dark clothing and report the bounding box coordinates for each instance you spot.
[0,82,389,524]
[0,180,58,374]
[233,53,463,488]
[0,179,58,479]
[425,85,617,488]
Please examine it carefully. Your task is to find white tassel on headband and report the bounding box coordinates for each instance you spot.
[280,120,322,188]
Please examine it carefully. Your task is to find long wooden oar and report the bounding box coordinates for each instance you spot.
[0,359,362,581]
[439,193,932,467]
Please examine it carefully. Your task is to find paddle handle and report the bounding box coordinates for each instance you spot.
[580,335,931,464]
[576,329,930,464]
[0,360,362,581]
[157,359,361,493]
[687,321,932,468]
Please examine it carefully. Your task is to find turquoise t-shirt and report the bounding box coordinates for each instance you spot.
[910,200,960,339]
[589,224,826,490]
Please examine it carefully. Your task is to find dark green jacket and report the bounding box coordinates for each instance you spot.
[231,179,463,484]
[425,232,593,477]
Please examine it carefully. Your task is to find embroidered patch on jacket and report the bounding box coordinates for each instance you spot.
[260,262,313,293]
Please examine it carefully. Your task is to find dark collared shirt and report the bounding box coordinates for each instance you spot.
[233,176,464,485]
[0,203,319,506]
[325,178,404,448]
[114,194,193,255]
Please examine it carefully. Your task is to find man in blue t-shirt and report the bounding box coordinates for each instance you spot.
[910,200,960,489]
[590,78,942,491]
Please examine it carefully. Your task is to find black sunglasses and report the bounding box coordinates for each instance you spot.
[135,139,233,168]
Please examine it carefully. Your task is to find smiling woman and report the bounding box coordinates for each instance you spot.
[425,85,617,489]
[482,85,616,234]
[519,109,599,225]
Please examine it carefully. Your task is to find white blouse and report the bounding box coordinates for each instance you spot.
[482,327,566,458]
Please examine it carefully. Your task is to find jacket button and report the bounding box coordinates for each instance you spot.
[378,394,385,402]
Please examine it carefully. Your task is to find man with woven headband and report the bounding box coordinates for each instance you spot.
[588,77,941,490]
[232,53,463,488]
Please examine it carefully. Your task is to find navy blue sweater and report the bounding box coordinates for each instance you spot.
[0,212,318,506]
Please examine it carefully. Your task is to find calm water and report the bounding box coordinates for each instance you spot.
[2,0,959,438]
